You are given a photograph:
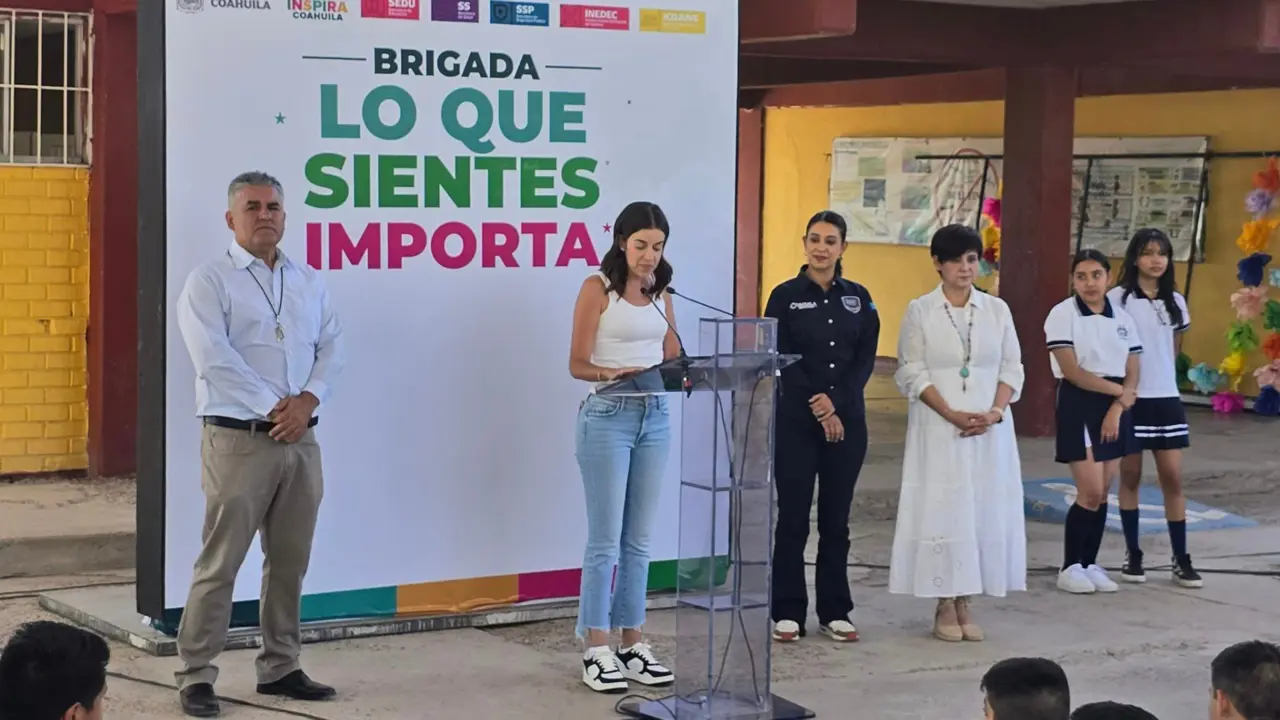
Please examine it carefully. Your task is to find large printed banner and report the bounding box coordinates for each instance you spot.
[162,1,739,617]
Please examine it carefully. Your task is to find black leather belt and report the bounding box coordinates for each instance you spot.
[203,416,319,433]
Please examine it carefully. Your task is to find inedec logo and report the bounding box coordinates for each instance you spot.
[363,0,420,19]
[560,4,629,30]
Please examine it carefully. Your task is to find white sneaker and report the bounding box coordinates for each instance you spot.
[1057,564,1097,594]
[772,620,801,642]
[1084,564,1119,592]
[819,619,859,642]
[582,646,628,693]
[616,642,674,686]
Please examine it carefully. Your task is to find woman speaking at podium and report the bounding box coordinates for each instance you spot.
[765,210,880,644]
[567,201,681,694]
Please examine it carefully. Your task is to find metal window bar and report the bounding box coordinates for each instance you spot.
[913,148,1277,302]
[0,8,92,166]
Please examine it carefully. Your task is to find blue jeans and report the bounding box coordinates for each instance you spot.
[574,394,671,640]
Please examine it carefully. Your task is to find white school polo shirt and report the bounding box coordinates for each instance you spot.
[1107,287,1189,399]
[1044,295,1143,380]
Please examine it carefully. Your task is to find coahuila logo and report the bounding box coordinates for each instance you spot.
[289,0,348,20]
[178,0,273,11]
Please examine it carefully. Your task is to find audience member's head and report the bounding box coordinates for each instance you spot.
[1211,640,1280,720]
[981,657,1071,720]
[1071,701,1159,720]
[0,621,110,720]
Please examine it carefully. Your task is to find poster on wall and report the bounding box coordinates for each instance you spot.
[830,135,1207,262]
[150,2,739,621]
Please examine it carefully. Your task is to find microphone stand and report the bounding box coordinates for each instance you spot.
[668,287,735,318]
[645,287,694,397]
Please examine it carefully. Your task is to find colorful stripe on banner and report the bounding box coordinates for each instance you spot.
[153,556,730,635]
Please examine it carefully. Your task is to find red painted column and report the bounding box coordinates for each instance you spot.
[735,107,764,318]
[1000,66,1076,438]
[87,9,138,477]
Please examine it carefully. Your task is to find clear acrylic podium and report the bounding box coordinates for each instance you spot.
[599,317,814,720]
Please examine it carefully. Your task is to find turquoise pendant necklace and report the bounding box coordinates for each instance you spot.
[943,302,975,391]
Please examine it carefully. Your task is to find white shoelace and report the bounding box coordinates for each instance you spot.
[587,647,621,673]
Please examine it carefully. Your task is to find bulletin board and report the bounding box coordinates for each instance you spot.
[828,135,1209,262]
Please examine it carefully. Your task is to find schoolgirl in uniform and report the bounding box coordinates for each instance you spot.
[1108,228,1203,588]
[1043,248,1142,595]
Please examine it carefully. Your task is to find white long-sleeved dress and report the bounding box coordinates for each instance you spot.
[888,286,1028,598]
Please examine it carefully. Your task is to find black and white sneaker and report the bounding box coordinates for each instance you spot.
[1121,551,1146,583]
[616,642,674,687]
[1173,555,1204,588]
[582,646,628,693]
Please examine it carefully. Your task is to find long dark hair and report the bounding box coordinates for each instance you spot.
[598,201,672,297]
[805,210,848,277]
[1116,228,1183,327]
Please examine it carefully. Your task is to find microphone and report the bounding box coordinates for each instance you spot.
[642,285,693,396]
[667,286,734,318]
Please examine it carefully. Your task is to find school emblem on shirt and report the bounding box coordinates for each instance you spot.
[842,296,862,314]
[1117,325,1129,340]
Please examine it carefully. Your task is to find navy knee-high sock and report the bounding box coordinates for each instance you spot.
[1168,520,1188,559]
[1081,503,1109,567]
[1120,508,1142,556]
[1062,504,1090,570]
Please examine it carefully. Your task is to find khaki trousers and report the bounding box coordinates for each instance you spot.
[175,423,324,690]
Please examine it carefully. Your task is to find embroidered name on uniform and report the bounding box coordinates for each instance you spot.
[790,301,818,310]
[842,296,862,314]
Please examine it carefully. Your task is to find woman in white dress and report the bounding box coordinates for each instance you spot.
[889,224,1027,643]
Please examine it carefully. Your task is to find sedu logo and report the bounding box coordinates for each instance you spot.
[177,0,203,11]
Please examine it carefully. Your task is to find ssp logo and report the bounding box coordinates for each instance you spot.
[362,0,420,19]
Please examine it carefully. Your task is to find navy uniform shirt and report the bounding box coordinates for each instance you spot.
[764,267,881,419]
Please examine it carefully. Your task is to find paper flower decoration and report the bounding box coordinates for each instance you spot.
[1254,156,1280,194]
[1175,351,1192,389]
[1247,188,1276,218]
[1231,286,1268,320]
[1187,362,1225,394]
[1265,332,1280,361]
[1213,348,1244,376]
[1264,300,1280,331]
[1211,391,1246,414]
[1227,322,1260,353]
[1256,386,1280,416]
[1237,217,1280,254]
[1254,359,1280,389]
[1237,253,1272,287]
[982,196,1002,227]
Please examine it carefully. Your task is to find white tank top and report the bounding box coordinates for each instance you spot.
[590,271,668,389]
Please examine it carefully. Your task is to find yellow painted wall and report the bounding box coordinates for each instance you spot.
[0,167,90,474]
[762,89,1280,394]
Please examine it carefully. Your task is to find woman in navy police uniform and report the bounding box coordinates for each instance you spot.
[765,210,880,644]
[1044,248,1141,596]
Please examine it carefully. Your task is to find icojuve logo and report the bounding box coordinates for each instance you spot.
[177,0,203,12]
[363,0,419,19]
[790,301,817,310]
[289,0,347,20]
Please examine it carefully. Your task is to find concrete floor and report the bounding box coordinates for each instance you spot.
[2,379,1279,719]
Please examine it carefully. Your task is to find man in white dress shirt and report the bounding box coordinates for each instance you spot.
[173,171,344,717]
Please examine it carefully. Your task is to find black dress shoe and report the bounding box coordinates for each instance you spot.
[179,683,220,717]
[256,670,336,701]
